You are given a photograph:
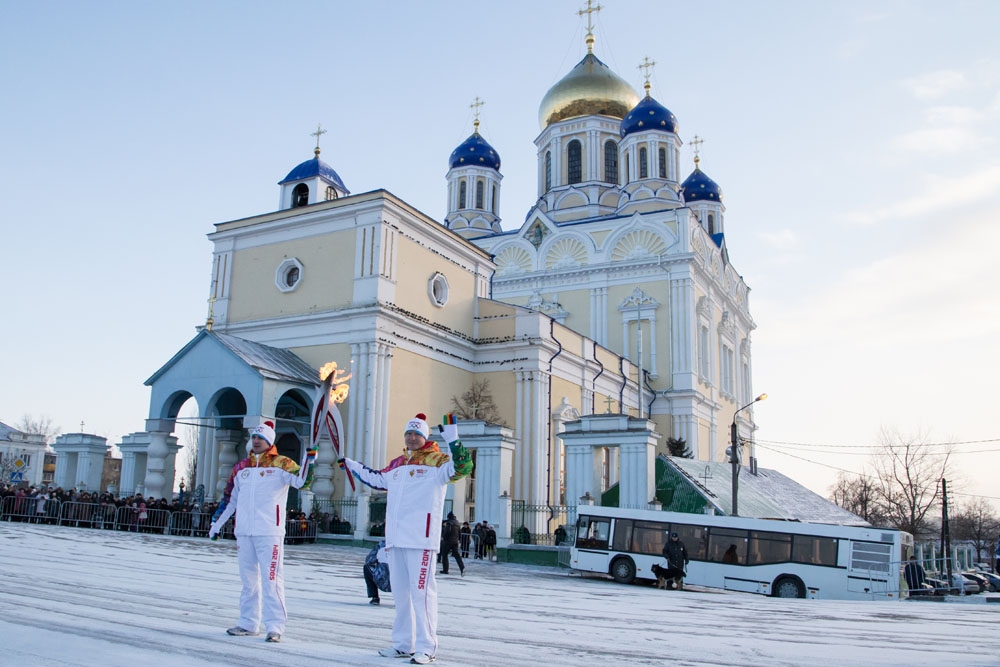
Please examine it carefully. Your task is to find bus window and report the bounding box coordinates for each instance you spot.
[576,516,611,550]
[850,540,891,573]
[612,519,634,552]
[708,528,749,563]
[792,536,839,566]
[672,524,708,561]
[631,520,668,555]
[748,531,792,565]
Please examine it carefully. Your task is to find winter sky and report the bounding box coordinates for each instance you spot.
[1,1,998,508]
[2,523,999,666]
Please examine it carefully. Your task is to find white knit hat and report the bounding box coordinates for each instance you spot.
[404,413,430,439]
[250,420,276,446]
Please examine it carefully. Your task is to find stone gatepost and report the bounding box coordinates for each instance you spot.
[558,414,660,510]
[52,433,109,493]
[118,433,151,496]
[439,420,516,530]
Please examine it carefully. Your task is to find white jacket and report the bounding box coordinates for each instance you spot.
[213,463,303,537]
[343,454,455,550]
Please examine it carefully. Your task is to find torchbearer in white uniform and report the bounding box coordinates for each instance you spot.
[209,420,316,643]
[339,413,472,665]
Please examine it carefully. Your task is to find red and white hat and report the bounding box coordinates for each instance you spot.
[404,413,430,439]
[250,420,276,446]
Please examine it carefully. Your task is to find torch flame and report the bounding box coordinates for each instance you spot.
[319,361,352,404]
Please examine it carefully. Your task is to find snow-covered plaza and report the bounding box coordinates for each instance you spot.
[1,523,997,666]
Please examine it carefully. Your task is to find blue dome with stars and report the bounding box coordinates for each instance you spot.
[681,167,722,203]
[620,94,678,137]
[449,133,501,171]
[279,156,348,191]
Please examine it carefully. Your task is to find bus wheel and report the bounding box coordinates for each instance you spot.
[772,576,805,598]
[610,557,636,584]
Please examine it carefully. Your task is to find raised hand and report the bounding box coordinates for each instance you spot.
[438,413,459,445]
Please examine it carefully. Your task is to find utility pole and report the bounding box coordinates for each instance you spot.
[941,478,954,593]
[730,393,767,516]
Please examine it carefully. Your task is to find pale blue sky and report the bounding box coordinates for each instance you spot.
[2,1,998,506]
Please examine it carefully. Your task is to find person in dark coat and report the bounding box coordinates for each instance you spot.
[659,531,689,589]
[440,512,465,575]
[473,520,487,559]
[459,521,472,558]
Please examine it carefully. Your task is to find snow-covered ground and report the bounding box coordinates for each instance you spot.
[1,523,997,666]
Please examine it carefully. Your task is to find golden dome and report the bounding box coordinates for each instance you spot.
[538,53,640,130]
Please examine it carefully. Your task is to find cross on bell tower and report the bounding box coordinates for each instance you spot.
[311,123,327,158]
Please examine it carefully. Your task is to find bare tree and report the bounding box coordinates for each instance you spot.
[450,379,506,426]
[951,497,1000,563]
[14,414,61,444]
[870,428,952,540]
[829,473,890,527]
[179,423,199,490]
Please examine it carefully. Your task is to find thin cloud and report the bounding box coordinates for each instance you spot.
[902,70,968,101]
[893,126,978,154]
[847,164,1000,225]
[758,228,798,250]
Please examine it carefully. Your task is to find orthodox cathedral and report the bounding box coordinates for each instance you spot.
[121,11,759,533]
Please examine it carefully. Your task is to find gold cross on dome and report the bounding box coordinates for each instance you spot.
[638,56,656,95]
[577,0,602,53]
[690,135,704,166]
[311,123,327,156]
[470,97,484,132]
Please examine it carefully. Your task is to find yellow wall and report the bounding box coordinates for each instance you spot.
[393,235,477,338]
[227,230,356,322]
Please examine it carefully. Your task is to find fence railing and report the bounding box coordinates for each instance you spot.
[510,502,574,546]
[311,498,357,535]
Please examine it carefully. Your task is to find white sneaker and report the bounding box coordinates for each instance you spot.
[378,647,413,658]
[410,653,435,664]
[226,626,259,636]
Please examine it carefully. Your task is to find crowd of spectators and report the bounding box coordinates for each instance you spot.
[0,482,220,536]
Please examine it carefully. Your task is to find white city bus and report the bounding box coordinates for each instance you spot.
[570,505,913,600]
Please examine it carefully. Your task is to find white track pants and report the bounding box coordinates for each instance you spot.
[388,547,438,656]
[235,535,287,635]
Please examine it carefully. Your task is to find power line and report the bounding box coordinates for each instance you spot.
[755,443,1000,502]
[754,437,1000,450]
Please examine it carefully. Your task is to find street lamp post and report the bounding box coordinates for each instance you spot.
[730,393,767,516]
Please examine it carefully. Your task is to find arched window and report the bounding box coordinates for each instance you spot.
[708,213,716,235]
[459,180,467,208]
[639,147,648,179]
[325,186,338,201]
[658,147,667,179]
[476,180,484,209]
[292,183,309,208]
[624,150,630,182]
[604,140,618,185]
[567,140,582,184]
[545,151,552,192]
[492,184,497,213]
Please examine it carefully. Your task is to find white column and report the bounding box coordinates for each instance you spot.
[143,419,174,500]
[75,451,92,490]
[214,429,242,498]
[619,429,656,509]
[120,452,136,496]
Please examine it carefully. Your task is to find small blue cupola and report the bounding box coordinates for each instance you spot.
[278,126,350,210]
[449,132,501,171]
[620,94,678,138]
[445,101,503,239]
[681,165,722,203]
[681,151,726,237]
